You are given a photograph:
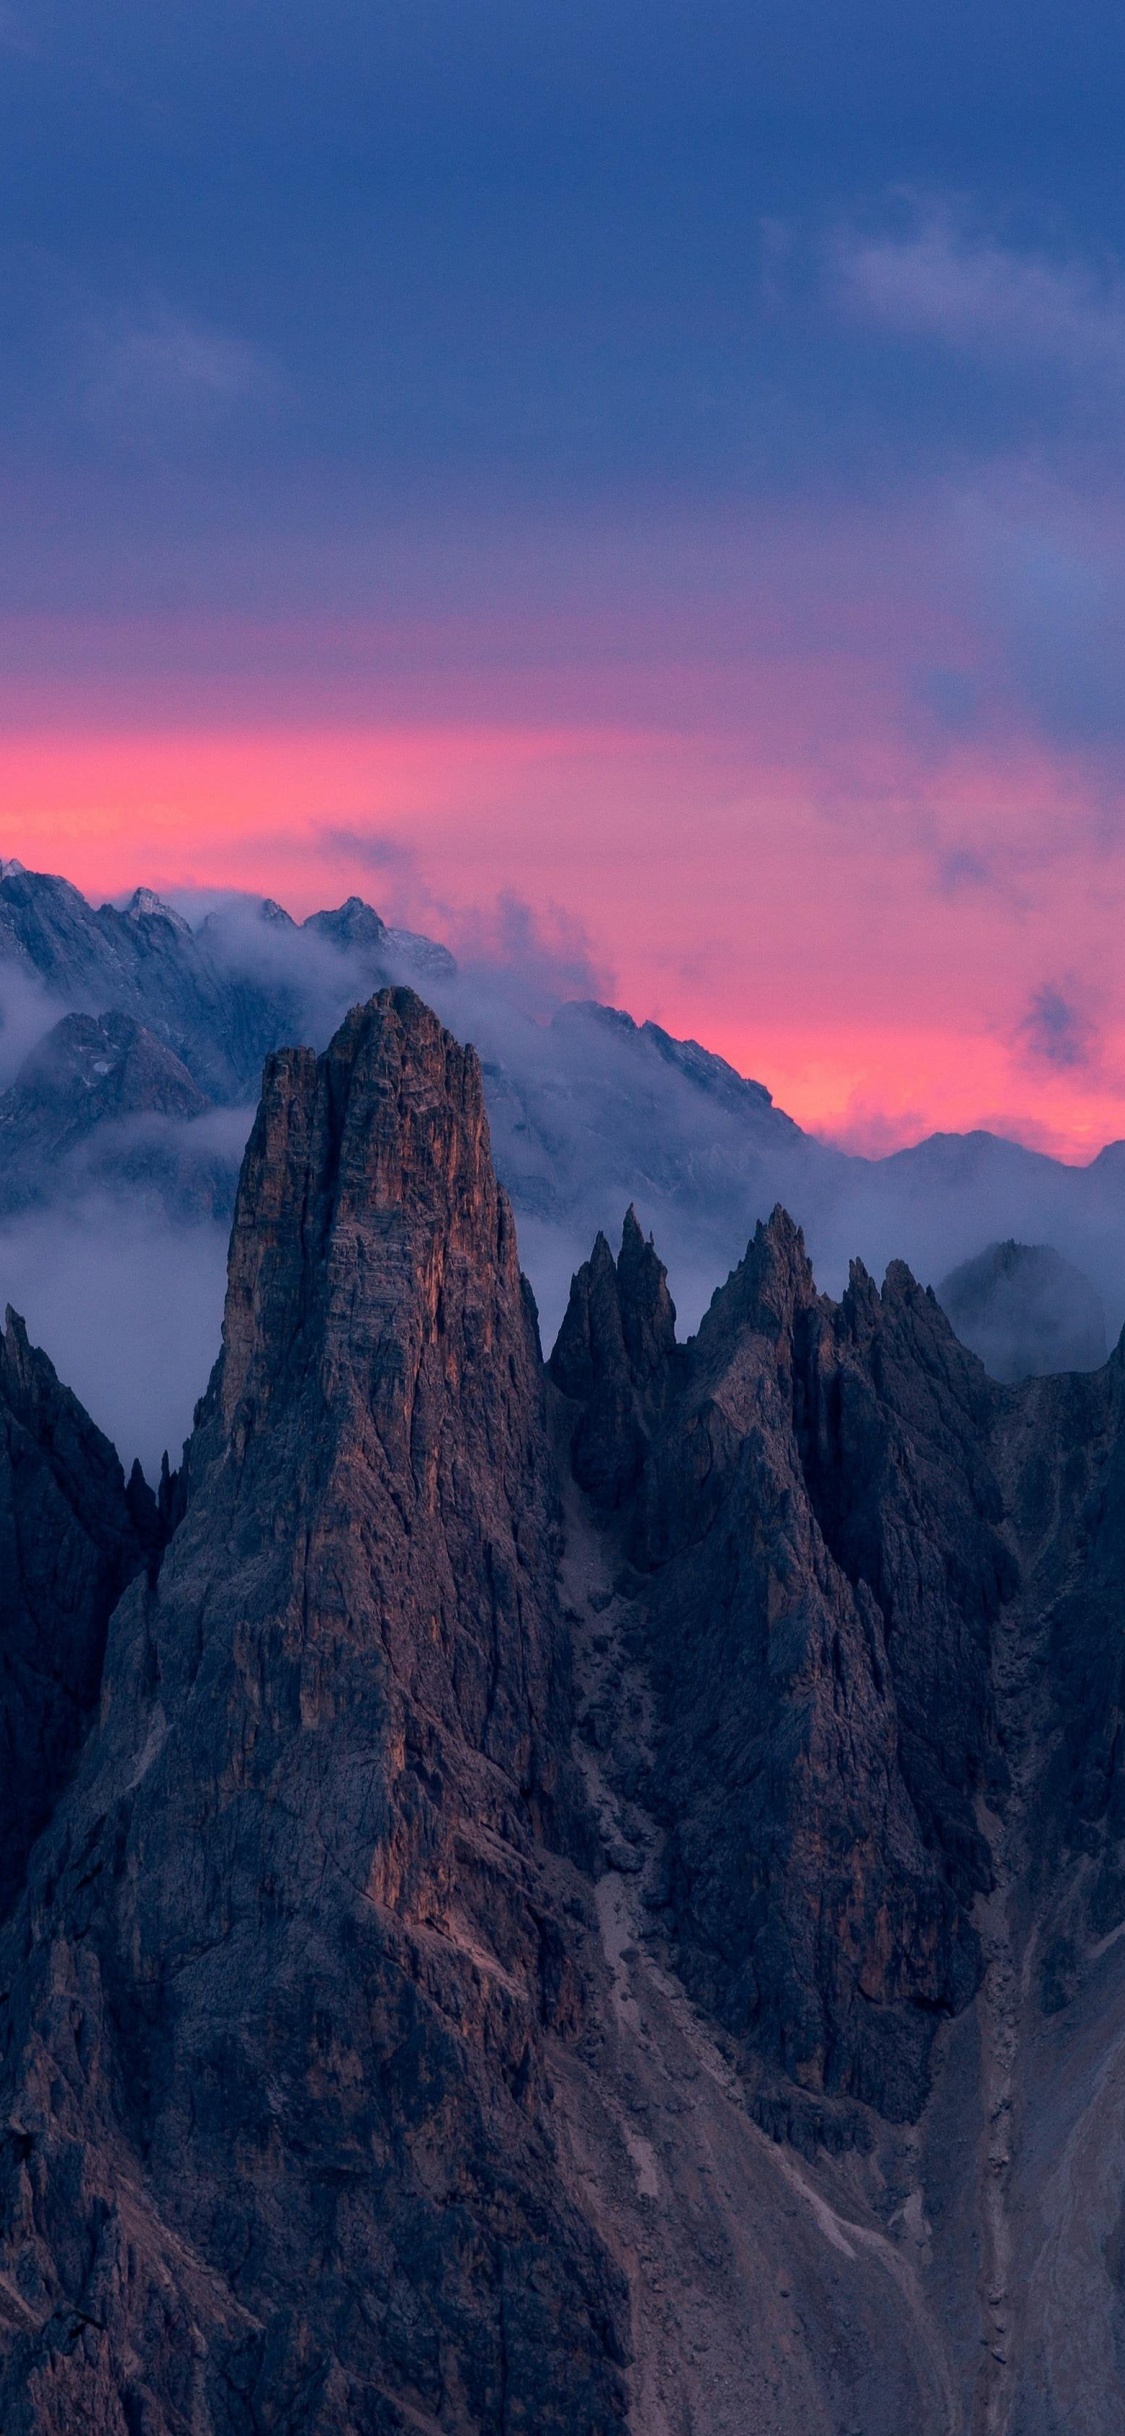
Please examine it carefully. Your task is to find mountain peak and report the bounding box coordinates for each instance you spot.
[0,978,626,2427]
[302,893,389,951]
[120,885,192,933]
[549,1205,677,1506]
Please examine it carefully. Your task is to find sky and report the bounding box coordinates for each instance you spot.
[3,2,1125,1154]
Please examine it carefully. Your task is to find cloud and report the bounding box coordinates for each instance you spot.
[836,215,1125,387]
[83,305,277,430]
[816,1090,931,1158]
[0,1196,228,1478]
[1017,981,1100,1072]
[934,845,997,896]
[0,962,68,1089]
[314,827,613,1014]
[319,828,422,880]
[451,892,610,1016]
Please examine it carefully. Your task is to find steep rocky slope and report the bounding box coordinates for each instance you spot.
[0,1309,155,1924]
[0,1012,215,1216]
[0,867,450,1105]
[5,989,1125,2430]
[551,1208,1125,2432]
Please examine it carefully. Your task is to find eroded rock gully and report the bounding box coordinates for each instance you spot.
[4,987,1125,2432]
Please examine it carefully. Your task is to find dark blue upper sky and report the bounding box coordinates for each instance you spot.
[3,0,1125,621]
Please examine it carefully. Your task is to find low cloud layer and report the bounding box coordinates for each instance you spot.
[0,962,69,1090]
[0,1197,228,1474]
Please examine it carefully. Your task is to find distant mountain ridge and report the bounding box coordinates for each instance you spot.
[0,863,453,1102]
[0,858,1123,1463]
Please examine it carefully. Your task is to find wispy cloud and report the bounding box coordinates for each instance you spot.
[322,827,420,880]
[83,304,277,428]
[316,824,612,1010]
[934,844,999,897]
[1017,980,1100,1072]
[836,214,1125,384]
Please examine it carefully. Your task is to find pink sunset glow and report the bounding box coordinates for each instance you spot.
[1,701,1122,1161]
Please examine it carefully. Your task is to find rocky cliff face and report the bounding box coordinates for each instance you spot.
[543,1210,1011,2130]
[549,1207,1125,2430]
[7,991,1125,2432]
[0,989,626,2435]
[0,1309,153,1925]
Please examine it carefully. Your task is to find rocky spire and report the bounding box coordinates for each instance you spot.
[0,989,625,2432]
[615,1213,1010,2125]
[549,1204,677,1507]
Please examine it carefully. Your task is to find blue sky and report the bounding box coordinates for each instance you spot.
[3,1,1123,575]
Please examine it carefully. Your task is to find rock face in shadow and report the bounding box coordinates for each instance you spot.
[0,1012,211,1213]
[1000,1346,1125,1948]
[0,1308,152,1925]
[547,1206,677,1509]
[552,1209,1013,2128]
[938,1236,1107,1381]
[0,989,626,2435]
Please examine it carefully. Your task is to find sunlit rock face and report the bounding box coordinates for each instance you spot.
[7,989,1125,2432]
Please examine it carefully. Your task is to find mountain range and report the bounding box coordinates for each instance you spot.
[1,858,1124,1469]
[2,982,1125,2431]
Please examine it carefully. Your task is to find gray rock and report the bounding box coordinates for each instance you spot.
[608,1210,1004,2124]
